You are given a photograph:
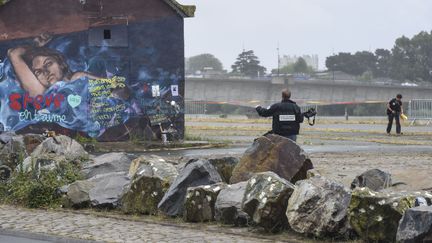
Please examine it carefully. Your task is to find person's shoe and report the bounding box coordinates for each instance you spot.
[386,133,391,136]
[396,133,401,136]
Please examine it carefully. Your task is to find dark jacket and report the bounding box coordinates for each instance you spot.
[387,98,402,115]
[256,99,304,136]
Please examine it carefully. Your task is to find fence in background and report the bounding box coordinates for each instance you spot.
[408,99,432,125]
[184,100,317,116]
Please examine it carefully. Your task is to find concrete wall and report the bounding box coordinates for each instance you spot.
[186,77,432,106]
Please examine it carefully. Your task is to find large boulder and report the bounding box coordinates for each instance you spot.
[121,155,178,215]
[397,206,432,243]
[349,188,432,242]
[180,156,239,183]
[208,157,239,183]
[351,169,392,191]
[0,132,27,172]
[158,159,223,216]
[22,134,45,154]
[183,183,226,222]
[65,180,95,208]
[0,131,15,144]
[0,133,45,179]
[31,135,88,161]
[215,181,250,226]
[286,176,351,237]
[230,134,313,184]
[127,155,178,181]
[21,154,78,173]
[89,172,130,208]
[82,152,132,179]
[242,171,295,232]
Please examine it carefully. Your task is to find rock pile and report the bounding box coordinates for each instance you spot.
[2,133,432,242]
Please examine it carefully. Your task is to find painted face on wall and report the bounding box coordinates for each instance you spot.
[31,55,64,88]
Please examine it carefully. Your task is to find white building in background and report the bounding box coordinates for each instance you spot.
[280,54,319,71]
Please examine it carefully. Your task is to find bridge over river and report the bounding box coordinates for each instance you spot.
[185,77,432,107]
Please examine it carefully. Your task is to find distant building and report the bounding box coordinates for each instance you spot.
[280,54,319,71]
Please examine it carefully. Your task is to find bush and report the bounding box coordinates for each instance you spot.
[0,161,82,208]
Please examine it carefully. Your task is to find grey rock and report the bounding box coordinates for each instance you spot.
[184,156,239,183]
[89,173,130,208]
[349,188,432,242]
[0,134,27,171]
[31,135,88,161]
[351,168,392,191]
[82,152,132,179]
[128,155,178,182]
[397,206,432,243]
[242,171,295,232]
[121,156,178,215]
[183,183,226,222]
[230,134,313,184]
[22,134,45,154]
[215,181,250,226]
[286,176,351,237]
[208,157,239,183]
[66,180,95,208]
[158,159,223,216]
[21,154,78,174]
[0,131,15,144]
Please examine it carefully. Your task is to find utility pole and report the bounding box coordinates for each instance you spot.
[277,42,280,77]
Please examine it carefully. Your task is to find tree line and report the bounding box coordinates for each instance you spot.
[326,31,432,83]
[186,30,432,81]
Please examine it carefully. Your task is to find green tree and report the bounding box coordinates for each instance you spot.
[407,31,432,82]
[390,36,414,81]
[293,57,309,73]
[186,53,223,75]
[231,50,266,77]
[326,30,432,83]
[374,48,391,77]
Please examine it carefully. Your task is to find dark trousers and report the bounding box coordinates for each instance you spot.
[386,113,401,134]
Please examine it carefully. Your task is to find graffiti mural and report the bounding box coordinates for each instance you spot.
[0,18,184,141]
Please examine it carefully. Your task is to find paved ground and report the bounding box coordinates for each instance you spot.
[0,205,308,243]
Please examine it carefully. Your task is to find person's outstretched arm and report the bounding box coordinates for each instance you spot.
[256,104,277,117]
[8,47,46,97]
[296,106,304,123]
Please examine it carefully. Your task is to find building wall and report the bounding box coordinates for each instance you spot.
[0,1,185,141]
[0,0,179,40]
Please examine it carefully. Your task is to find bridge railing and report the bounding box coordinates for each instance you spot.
[408,99,432,125]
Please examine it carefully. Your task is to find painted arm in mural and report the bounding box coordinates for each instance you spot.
[7,46,46,97]
[8,46,102,97]
[70,71,101,80]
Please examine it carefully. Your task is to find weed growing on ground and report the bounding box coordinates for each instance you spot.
[74,133,98,144]
[0,161,82,208]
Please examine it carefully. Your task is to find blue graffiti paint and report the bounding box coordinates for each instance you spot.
[0,17,185,140]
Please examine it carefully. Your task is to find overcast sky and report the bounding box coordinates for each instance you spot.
[178,0,432,71]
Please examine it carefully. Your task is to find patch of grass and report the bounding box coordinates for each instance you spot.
[0,161,82,208]
[74,133,97,144]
